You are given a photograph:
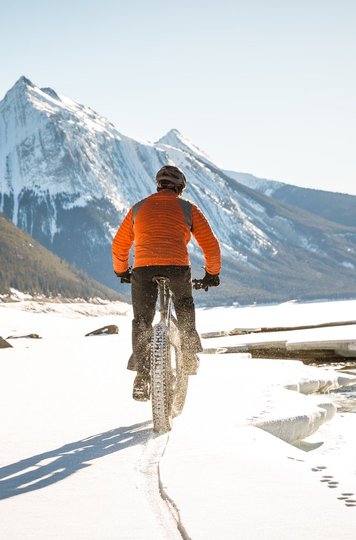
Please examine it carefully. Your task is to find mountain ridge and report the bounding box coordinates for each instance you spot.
[0,213,121,300]
[225,170,356,229]
[1,76,356,304]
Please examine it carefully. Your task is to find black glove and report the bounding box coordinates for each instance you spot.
[114,269,132,284]
[201,271,220,291]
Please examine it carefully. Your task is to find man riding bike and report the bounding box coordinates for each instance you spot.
[112,165,221,401]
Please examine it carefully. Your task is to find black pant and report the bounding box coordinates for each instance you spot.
[128,266,202,372]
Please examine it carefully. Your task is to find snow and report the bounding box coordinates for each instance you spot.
[224,169,287,195]
[342,261,355,269]
[1,298,356,538]
[157,129,215,167]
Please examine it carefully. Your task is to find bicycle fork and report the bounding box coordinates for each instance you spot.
[156,278,173,328]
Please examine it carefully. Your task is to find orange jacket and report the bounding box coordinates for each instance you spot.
[112,190,221,275]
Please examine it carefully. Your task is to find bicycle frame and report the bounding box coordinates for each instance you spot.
[155,277,173,326]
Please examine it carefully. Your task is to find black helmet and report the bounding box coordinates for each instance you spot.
[156,165,187,192]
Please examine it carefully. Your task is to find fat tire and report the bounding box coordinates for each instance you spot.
[169,322,189,418]
[172,366,189,418]
[151,323,173,433]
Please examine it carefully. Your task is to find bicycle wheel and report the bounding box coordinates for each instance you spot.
[172,363,189,418]
[169,322,189,418]
[151,322,174,433]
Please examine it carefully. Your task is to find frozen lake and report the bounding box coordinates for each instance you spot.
[1,296,356,538]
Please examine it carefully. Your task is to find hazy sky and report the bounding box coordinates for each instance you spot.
[1,0,355,194]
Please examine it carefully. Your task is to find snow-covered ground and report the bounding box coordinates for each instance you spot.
[1,297,356,539]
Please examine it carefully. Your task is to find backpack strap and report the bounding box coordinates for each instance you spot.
[132,200,146,224]
[177,198,193,231]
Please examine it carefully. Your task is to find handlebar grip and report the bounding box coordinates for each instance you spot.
[192,279,208,291]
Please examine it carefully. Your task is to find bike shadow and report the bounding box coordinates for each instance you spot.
[0,421,151,500]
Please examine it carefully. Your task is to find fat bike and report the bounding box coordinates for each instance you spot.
[150,276,206,433]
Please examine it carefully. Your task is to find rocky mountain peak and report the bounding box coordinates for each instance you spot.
[157,128,187,146]
[157,128,214,165]
[15,75,34,88]
[1,76,34,108]
[40,87,61,101]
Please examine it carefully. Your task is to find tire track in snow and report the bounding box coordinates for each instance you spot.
[137,431,190,540]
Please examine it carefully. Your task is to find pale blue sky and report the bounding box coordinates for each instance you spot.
[1,0,355,194]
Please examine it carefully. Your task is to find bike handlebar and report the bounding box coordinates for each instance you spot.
[118,273,211,291]
[192,278,209,291]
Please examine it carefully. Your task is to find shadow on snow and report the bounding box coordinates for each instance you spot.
[0,421,151,500]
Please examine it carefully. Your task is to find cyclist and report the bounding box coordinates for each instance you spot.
[112,165,221,401]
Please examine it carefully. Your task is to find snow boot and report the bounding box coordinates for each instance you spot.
[184,353,200,375]
[133,371,150,401]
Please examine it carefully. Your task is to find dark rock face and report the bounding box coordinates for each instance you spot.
[0,336,12,348]
[85,325,119,337]
[6,334,42,339]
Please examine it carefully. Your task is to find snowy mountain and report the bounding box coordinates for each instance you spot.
[1,76,356,304]
[0,213,120,300]
[225,170,356,229]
